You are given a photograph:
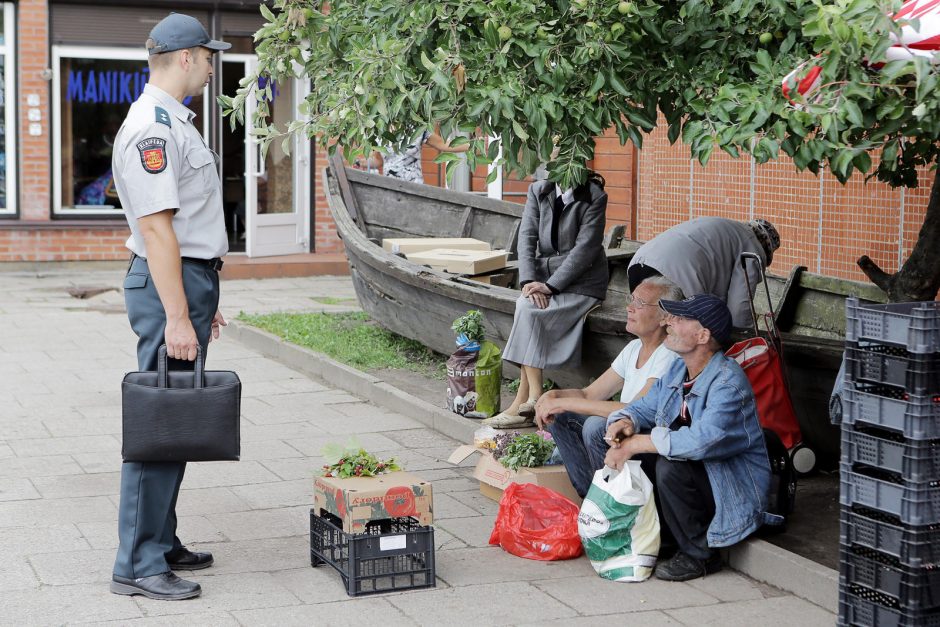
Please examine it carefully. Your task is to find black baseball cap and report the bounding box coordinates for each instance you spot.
[659,294,733,345]
[148,13,231,55]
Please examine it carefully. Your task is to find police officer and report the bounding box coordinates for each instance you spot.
[109,14,231,600]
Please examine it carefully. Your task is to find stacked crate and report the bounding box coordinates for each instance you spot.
[839,297,940,626]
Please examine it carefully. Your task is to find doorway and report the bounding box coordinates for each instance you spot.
[219,55,310,257]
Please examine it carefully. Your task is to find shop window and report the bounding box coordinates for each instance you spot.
[0,3,16,215]
[52,47,204,214]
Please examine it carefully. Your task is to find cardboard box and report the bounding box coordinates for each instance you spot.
[313,471,433,534]
[468,271,514,288]
[407,249,508,275]
[447,445,581,504]
[382,237,491,255]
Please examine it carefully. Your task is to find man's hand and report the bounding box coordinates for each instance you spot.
[605,418,635,447]
[534,393,565,429]
[604,441,634,470]
[165,315,199,361]
[210,309,227,342]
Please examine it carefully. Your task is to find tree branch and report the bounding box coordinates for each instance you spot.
[857,255,894,293]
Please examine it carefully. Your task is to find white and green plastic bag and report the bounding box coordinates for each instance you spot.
[578,461,660,582]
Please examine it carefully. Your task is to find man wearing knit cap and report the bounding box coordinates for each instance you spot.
[627,217,781,328]
[604,294,775,581]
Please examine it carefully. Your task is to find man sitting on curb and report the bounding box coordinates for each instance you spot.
[533,275,682,498]
[604,294,773,582]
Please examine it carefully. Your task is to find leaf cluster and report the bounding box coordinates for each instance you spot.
[321,440,401,478]
[223,0,940,190]
[495,431,556,471]
[452,309,486,342]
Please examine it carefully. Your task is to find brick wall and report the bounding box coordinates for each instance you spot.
[0,226,130,261]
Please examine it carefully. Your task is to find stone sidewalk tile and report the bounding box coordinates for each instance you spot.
[259,456,326,482]
[8,435,120,458]
[239,421,329,443]
[684,570,773,603]
[0,524,90,555]
[180,460,283,490]
[75,515,225,552]
[29,548,115,585]
[43,416,122,438]
[0,583,144,625]
[130,571,303,617]
[238,439,307,462]
[533,575,720,615]
[287,432,402,456]
[72,450,125,474]
[0,477,41,502]
[0,416,54,439]
[431,493,481,519]
[232,597,416,627]
[0,557,42,591]
[31,472,120,499]
[0,496,117,528]
[76,611,241,626]
[307,407,423,434]
[0,455,81,481]
[435,547,596,588]
[190,536,311,576]
[207,505,311,541]
[230,479,314,510]
[433,516,497,549]
[516,611,683,627]
[447,489,502,517]
[173,487,255,517]
[664,595,836,626]
[387,581,579,626]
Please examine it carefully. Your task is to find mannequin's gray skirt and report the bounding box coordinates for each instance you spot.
[501,292,600,370]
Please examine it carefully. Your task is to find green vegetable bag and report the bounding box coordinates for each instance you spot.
[446,340,502,419]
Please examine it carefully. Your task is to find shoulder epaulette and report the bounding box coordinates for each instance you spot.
[155,106,172,128]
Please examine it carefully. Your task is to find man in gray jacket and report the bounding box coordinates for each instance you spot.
[628,217,780,329]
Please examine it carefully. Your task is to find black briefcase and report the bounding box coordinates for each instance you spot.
[121,345,241,462]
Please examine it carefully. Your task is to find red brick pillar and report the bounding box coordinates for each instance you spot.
[591,127,636,235]
[312,143,344,253]
[18,0,51,220]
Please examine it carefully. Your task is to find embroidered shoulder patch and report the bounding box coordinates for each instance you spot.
[155,106,172,128]
[136,137,168,174]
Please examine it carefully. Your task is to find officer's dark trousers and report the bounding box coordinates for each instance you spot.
[114,255,220,578]
[636,454,716,561]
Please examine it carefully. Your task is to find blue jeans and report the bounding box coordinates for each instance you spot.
[547,412,609,498]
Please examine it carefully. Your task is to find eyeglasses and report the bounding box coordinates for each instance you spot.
[626,295,657,309]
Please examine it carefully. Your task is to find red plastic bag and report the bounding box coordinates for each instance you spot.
[488,482,583,561]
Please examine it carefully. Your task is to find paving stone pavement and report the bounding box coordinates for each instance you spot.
[0,265,837,626]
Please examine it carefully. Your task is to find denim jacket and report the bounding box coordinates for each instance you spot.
[607,352,774,547]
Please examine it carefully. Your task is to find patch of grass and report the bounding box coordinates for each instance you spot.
[310,296,357,305]
[238,311,443,375]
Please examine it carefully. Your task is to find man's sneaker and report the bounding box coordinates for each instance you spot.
[654,551,723,582]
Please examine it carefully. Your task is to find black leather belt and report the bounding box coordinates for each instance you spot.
[182,257,224,271]
[130,253,223,272]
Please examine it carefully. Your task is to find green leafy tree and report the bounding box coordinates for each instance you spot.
[222,0,940,301]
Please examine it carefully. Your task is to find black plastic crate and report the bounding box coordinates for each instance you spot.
[840,584,940,627]
[841,507,940,570]
[840,544,940,612]
[840,463,940,526]
[846,297,940,354]
[846,343,940,396]
[842,384,940,441]
[309,509,435,596]
[841,427,940,482]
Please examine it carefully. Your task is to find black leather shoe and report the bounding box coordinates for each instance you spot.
[166,547,214,571]
[110,572,201,600]
[654,551,723,582]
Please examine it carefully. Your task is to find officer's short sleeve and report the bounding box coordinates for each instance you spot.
[117,122,181,218]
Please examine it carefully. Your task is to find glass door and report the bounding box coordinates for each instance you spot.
[220,55,309,257]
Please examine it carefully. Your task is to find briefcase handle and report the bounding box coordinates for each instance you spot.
[157,344,205,389]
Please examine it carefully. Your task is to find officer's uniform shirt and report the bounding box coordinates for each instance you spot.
[112,84,228,260]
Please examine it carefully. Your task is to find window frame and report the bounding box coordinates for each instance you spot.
[0,2,17,215]
[51,45,208,215]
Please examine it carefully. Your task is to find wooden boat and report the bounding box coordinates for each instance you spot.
[325,157,887,464]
